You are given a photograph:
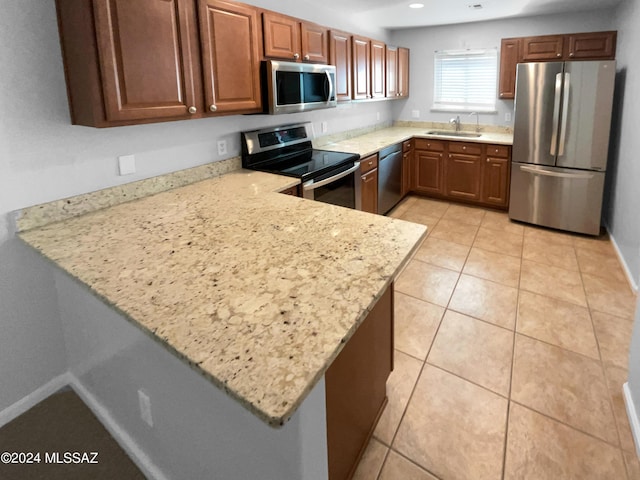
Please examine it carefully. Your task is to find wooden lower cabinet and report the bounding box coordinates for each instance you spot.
[401,140,414,196]
[445,143,483,201]
[361,168,378,214]
[325,284,393,480]
[482,157,510,207]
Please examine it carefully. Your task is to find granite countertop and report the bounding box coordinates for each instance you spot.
[316,126,513,157]
[19,169,427,427]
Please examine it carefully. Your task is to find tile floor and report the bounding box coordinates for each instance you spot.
[353,195,640,480]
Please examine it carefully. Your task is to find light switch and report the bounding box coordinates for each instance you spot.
[411,110,420,119]
[118,155,136,175]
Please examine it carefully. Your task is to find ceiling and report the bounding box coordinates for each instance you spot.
[303,0,624,29]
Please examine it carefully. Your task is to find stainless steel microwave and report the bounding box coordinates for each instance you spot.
[263,60,337,114]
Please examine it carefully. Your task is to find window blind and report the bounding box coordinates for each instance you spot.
[433,48,497,112]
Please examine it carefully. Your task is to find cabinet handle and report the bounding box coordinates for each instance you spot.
[569,52,575,57]
[304,54,310,60]
[463,146,466,150]
[294,53,300,60]
[188,106,197,114]
[556,53,562,57]
[487,159,490,162]
[427,143,431,147]
[439,153,442,157]
[368,161,373,166]
[210,105,217,112]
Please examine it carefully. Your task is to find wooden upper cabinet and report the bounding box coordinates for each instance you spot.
[398,47,410,98]
[567,31,616,59]
[198,0,262,114]
[329,30,352,101]
[301,22,328,63]
[371,40,386,98]
[262,11,301,61]
[498,38,520,100]
[262,11,327,63]
[521,34,564,61]
[88,0,202,123]
[352,36,371,99]
[386,46,398,98]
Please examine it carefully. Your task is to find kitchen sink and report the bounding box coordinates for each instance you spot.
[425,130,482,138]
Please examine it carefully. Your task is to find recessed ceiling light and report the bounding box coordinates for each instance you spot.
[468,3,483,9]
[409,3,424,8]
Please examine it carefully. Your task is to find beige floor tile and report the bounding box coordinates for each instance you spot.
[352,438,388,480]
[395,260,459,307]
[593,311,634,370]
[520,259,587,307]
[516,291,599,359]
[583,273,637,319]
[511,335,618,444]
[522,236,579,271]
[429,219,479,246]
[374,351,424,445]
[413,237,470,272]
[480,210,525,235]
[605,364,637,453]
[449,274,518,329]
[524,225,576,246]
[504,403,627,480]
[473,226,523,258]
[399,210,441,231]
[624,450,640,479]
[573,233,616,256]
[394,293,444,360]
[577,248,628,284]
[410,197,450,218]
[463,247,521,287]
[388,197,415,218]
[428,310,514,396]
[441,203,486,226]
[394,365,507,480]
[379,451,438,480]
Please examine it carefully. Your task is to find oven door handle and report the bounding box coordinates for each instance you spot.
[302,162,360,191]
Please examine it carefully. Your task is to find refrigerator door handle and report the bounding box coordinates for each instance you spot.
[550,73,563,156]
[558,72,571,157]
[520,164,594,180]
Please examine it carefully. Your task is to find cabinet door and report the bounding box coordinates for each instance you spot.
[92,0,201,122]
[352,36,371,100]
[329,31,352,101]
[371,40,386,99]
[521,35,564,61]
[398,47,410,98]
[499,38,520,100]
[415,150,444,195]
[481,157,510,207]
[361,168,378,214]
[567,31,616,60]
[301,22,328,63]
[262,11,300,61]
[401,149,413,196]
[198,0,262,114]
[445,153,482,200]
[386,46,398,98]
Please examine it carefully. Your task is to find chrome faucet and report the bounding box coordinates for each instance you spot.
[467,112,480,133]
[449,115,461,132]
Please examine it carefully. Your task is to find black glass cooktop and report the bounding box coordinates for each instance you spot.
[250,149,359,181]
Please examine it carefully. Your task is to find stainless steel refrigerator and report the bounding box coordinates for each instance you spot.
[508,60,616,235]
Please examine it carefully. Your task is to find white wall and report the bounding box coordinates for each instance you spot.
[389,10,614,128]
[0,0,393,412]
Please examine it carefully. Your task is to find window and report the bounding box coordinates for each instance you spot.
[432,48,497,112]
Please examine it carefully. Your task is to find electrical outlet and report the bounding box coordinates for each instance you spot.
[138,390,153,427]
[118,155,136,176]
[505,112,512,122]
[411,110,420,119]
[217,140,227,156]
[321,121,328,133]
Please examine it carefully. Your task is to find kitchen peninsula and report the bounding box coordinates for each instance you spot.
[16,166,426,479]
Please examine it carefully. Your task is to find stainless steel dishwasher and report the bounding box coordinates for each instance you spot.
[377,143,402,214]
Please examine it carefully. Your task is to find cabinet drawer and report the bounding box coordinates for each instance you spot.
[402,140,413,152]
[448,142,482,156]
[360,154,378,174]
[486,145,510,158]
[415,138,444,152]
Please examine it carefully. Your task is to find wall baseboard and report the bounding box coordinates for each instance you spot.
[68,375,168,480]
[623,382,640,459]
[0,373,71,428]
[606,227,639,292]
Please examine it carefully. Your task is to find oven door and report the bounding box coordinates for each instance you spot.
[302,162,361,210]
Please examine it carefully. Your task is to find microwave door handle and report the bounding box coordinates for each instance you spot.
[325,71,333,103]
[302,162,360,191]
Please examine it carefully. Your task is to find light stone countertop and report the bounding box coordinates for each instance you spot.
[316,126,513,158]
[19,169,427,427]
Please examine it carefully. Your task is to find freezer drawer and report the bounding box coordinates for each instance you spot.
[508,162,605,235]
